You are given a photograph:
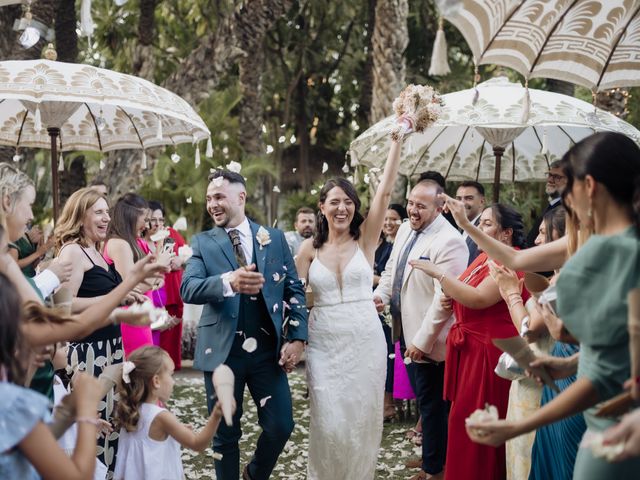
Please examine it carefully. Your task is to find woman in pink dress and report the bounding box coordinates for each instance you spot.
[104,193,155,356]
[411,203,529,480]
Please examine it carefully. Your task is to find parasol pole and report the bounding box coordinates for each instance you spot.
[492,145,505,203]
[48,127,61,221]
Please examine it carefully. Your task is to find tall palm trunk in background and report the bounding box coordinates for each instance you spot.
[370,0,409,203]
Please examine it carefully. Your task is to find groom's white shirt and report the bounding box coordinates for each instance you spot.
[374,215,469,362]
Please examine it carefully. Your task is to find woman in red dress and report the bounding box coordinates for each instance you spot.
[411,203,529,480]
[145,201,186,370]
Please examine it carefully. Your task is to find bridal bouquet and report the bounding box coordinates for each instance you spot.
[391,84,444,142]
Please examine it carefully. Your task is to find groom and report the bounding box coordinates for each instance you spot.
[181,170,308,480]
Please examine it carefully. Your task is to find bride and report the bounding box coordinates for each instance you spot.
[296,136,402,479]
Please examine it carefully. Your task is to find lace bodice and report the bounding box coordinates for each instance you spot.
[308,246,373,307]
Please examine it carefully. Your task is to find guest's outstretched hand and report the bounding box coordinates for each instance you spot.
[439,193,471,229]
[603,408,640,461]
[466,418,519,447]
[409,259,441,278]
[129,254,170,284]
[488,261,523,302]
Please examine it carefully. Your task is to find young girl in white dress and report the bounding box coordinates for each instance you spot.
[112,345,229,480]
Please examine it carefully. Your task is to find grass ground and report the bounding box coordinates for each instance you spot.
[172,362,420,479]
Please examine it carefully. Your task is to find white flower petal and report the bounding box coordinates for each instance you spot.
[292,167,297,173]
[211,176,224,188]
[310,189,317,195]
[242,337,257,353]
[205,348,213,355]
[403,357,412,365]
[272,272,281,282]
[186,196,192,204]
[273,303,279,312]
[289,297,299,304]
[212,452,224,460]
[273,185,281,193]
[289,320,300,327]
[322,162,328,173]
[388,353,395,359]
[226,161,242,173]
[259,395,272,407]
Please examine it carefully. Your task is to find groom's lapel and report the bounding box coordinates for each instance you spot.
[209,227,237,269]
[250,221,268,275]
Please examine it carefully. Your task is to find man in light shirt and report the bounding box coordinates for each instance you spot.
[284,207,316,257]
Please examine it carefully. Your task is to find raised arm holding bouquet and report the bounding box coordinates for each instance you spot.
[296,84,444,479]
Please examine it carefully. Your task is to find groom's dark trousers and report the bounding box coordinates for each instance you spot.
[204,292,294,480]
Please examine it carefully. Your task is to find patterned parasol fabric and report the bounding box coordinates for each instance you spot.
[349,77,640,184]
[0,59,210,152]
[445,0,640,91]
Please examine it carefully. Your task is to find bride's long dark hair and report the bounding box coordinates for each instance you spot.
[313,178,364,249]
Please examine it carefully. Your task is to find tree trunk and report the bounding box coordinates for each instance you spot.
[132,0,157,81]
[370,0,408,123]
[96,0,158,196]
[370,0,408,203]
[54,0,86,207]
[0,0,56,163]
[55,0,78,63]
[296,78,311,190]
[357,0,377,129]
[546,79,574,97]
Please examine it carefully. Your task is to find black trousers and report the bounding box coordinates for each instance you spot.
[401,337,448,475]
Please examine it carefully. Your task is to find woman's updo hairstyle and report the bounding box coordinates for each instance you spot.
[313,178,364,249]
[489,203,526,249]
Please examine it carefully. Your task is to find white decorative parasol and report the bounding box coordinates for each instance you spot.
[0,55,211,218]
[350,77,640,201]
[445,0,640,91]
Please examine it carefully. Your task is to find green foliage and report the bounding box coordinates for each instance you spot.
[21,0,640,233]
[279,190,318,231]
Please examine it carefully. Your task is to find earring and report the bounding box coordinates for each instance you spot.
[587,208,593,218]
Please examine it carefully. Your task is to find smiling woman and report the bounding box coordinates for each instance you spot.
[55,186,125,477]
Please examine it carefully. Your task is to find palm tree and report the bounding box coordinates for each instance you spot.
[370,0,408,124]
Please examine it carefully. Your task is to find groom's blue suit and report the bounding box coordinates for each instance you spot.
[181,220,308,480]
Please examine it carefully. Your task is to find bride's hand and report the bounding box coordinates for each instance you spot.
[438,193,471,230]
[409,259,441,278]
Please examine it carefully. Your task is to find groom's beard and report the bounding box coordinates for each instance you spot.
[209,208,230,227]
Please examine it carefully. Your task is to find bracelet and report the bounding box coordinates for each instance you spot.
[509,298,524,309]
[76,416,100,427]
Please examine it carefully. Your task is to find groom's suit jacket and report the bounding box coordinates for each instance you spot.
[374,215,468,362]
[180,220,308,372]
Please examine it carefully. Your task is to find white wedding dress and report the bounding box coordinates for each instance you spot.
[306,246,386,480]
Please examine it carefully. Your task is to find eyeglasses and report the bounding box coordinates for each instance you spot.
[546,172,566,182]
[148,218,165,225]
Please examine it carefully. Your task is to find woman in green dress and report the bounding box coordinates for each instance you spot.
[466,131,640,478]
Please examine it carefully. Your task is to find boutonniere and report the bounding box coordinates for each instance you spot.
[256,226,271,250]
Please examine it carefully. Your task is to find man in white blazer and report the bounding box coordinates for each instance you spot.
[374,179,468,480]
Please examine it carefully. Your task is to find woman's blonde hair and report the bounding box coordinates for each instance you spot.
[55,187,106,250]
[113,346,170,432]
[0,162,34,214]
